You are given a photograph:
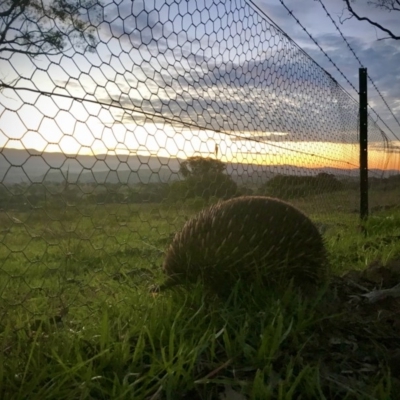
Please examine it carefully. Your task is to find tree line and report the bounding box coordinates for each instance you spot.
[0,157,359,211]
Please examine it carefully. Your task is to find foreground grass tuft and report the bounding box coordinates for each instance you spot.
[1,283,332,399]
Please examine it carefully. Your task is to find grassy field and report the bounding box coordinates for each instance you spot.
[1,188,400,399]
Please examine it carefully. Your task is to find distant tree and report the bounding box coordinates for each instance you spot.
[180,156,226,178]
[388,174,400,182]
[166,180,189,202]
[0,0,101,59]
[172,156,237,201]
[260,175,311,199]
[342,0,400,40]
[259,173,343,200]
[315,172,343,189]
[186,173,238,201]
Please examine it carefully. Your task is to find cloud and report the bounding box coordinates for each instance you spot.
[42,0,396,148]
[253,0,400,141]
[80,0,362,144]
[303,33,400,140]
[100,0,210,65]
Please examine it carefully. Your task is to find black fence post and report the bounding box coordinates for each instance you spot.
[359,68,368,220]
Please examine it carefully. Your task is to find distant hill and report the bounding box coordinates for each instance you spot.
[0,148,182,184]
[1,148,398,185]
[43,167,180,185]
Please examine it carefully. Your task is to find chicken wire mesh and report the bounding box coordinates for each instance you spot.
[0,0,399,318]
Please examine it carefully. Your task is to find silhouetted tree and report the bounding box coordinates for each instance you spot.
[0,0,101,59]
[259,173,343,199]
[180,157,226,178]
[342,0,399,40]
[172,156,237,201]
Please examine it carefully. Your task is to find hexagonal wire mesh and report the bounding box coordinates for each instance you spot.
[0,0,399,320]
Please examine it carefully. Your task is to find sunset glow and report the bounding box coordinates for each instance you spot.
[1,0,399,178]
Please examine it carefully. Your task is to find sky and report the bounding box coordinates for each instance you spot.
[0,0,399,172]
[255,0,400,132]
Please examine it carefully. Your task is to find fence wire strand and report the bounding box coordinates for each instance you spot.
[315,0,400,139]
[0,0,399,319]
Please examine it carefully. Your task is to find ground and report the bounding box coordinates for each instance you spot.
[1,191,400,399]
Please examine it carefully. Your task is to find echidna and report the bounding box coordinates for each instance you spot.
[162,196,328,295]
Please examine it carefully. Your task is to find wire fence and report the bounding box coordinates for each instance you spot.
[0,0,400,317]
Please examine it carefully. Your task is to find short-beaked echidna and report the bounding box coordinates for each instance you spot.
[162,196,328,294]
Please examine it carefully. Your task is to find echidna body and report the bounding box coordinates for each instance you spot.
[163,196,328,294]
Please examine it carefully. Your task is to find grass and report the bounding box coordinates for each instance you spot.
[0,286,325,399]
[1,190,400,399]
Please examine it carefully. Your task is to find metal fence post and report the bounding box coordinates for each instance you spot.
[359,68,368,220]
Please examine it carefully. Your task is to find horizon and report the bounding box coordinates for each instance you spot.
[1,144,400,173]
